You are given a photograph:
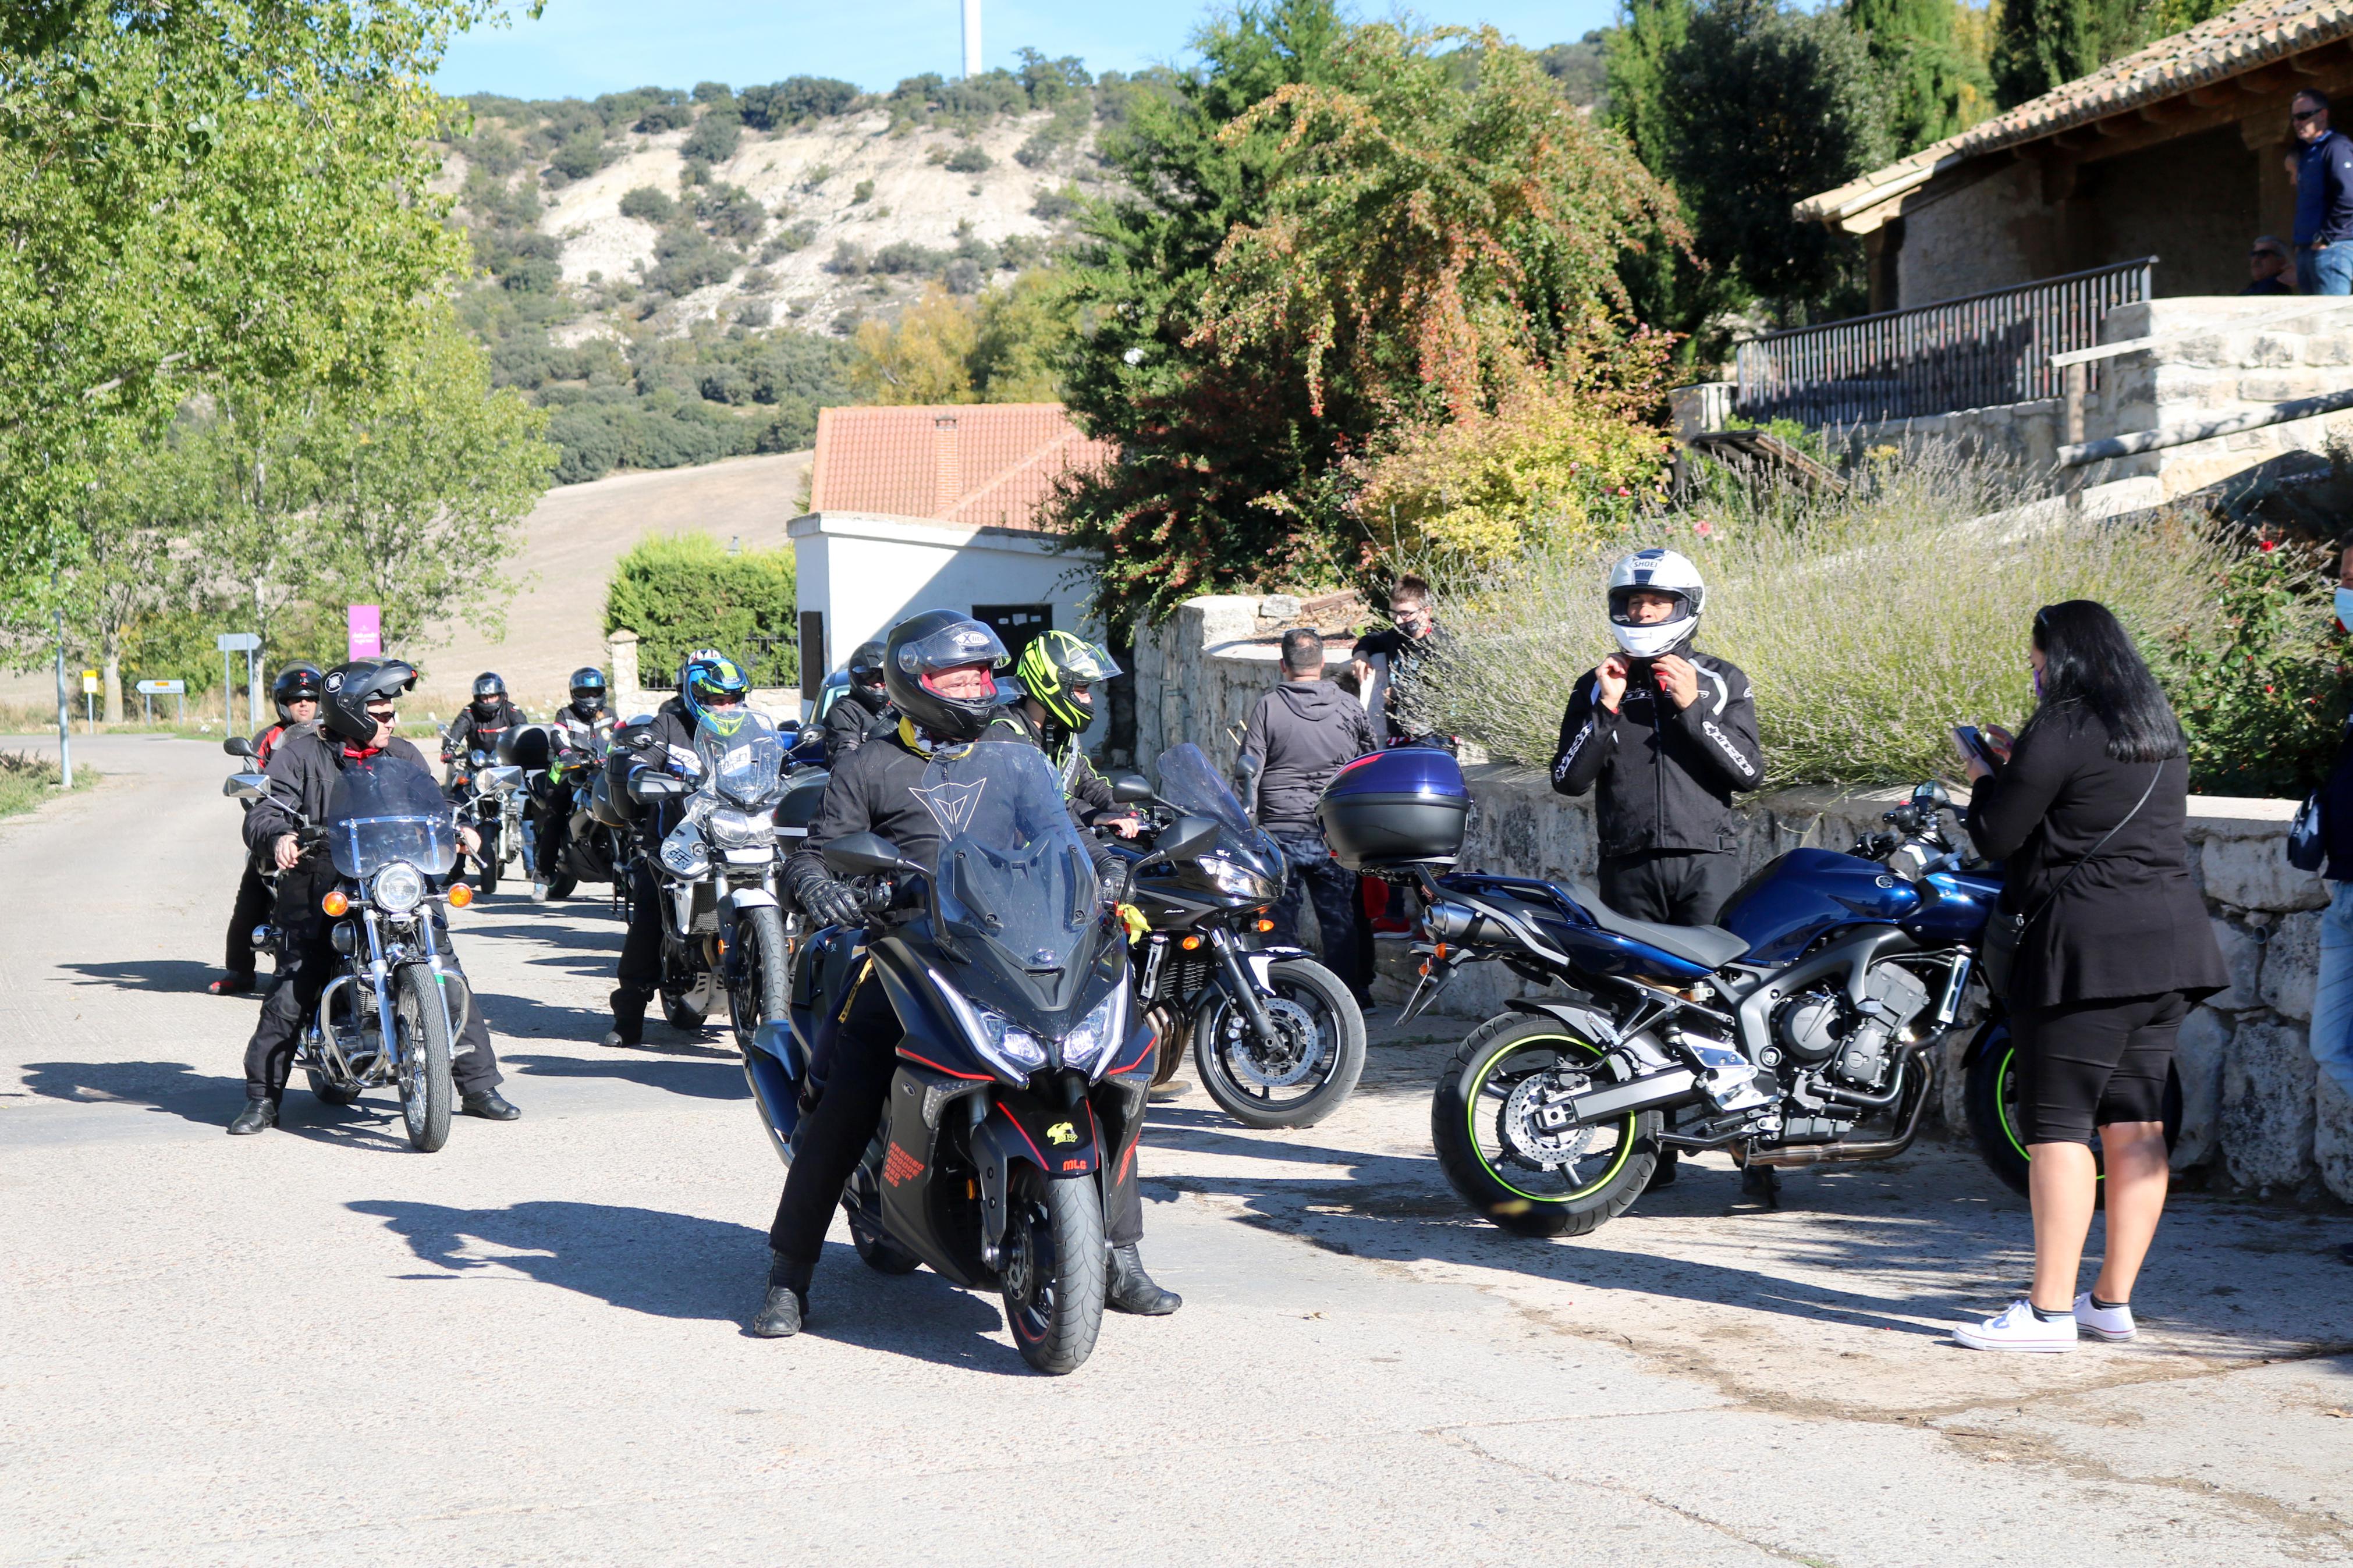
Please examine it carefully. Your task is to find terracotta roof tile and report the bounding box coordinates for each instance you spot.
[1798,0,2353,226]
[806,403,1116,531]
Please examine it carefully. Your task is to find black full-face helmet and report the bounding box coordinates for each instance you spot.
[882,611,1008,743]
[845,641,888,710]
[471,672,507,716]
[321,659,418,746]
[272,661,325,723]
[568,666,608,713]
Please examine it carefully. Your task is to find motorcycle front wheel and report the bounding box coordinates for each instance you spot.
[473,823,500,897]
[999,1165,1105,1375]
[729,904,793,1053]
[536,873,577,902]
[1963,1018,2181,1204]
[1191,958,1367,1128]
[1431,1012,1659,1238]
[394,965,455,1153]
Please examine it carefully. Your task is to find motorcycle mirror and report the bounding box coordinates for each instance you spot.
[222,771,272,801]
[482,765,526,792]
[822,831,920,878]
[1912,779,1951,809]
[222,735,256,759]
[629,773,688,803]
[1141,813,1222,867]
[1109,774,1155,805]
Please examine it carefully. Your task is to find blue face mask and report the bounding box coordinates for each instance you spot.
[2336,586,2353,632]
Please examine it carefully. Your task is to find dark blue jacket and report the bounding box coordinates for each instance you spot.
[2295,128,2353,247]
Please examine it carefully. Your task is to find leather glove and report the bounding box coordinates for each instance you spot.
[798,875,865,929]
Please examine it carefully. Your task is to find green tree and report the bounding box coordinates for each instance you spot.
[1604,0,1745,358]
[603,532,797,688]
[1992,0,2149,109]
[1850,0,1993,152]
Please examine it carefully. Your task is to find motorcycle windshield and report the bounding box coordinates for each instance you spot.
[1155,741,1282,874]
[695,710,787,807]
[925,742,1105,1007]
[325,756,458,880]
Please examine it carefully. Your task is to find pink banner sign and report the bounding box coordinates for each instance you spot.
[347,605,382,660]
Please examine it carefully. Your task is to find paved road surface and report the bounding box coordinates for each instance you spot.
[4,736,2350,1566]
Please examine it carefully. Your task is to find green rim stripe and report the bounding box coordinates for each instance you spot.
[1468,1033,1634,1204]
[1994,1041,2108,1183]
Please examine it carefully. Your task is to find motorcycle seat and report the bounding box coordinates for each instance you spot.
[1566,884,1749,970]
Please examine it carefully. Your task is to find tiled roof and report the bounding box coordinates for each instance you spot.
[1797,0,2353,227]
[805,403,1116,532]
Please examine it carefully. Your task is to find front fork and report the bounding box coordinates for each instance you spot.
[1205,925,1280,1044]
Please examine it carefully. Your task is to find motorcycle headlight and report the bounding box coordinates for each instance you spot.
[970,1004,1049,1081]
[1204,856,1278,903]
[708,805,772,849]
[372,862,425,914]
[1058,988,1126,1078]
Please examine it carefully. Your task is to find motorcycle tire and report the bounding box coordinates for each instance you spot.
[394,965,455,1154]
[661,987,708,1031]
[304,1068,360,1107]
[1963,1019,2182,1204]
[729,904,793,1054]
[1431,1012,1660,1239]
[999,1164,1105,1376]
[849,1210,922,1275]
[1191,958,1366,1128]
[541,873,577,901]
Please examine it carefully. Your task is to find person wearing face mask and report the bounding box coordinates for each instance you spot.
[2307,555,2353,1266]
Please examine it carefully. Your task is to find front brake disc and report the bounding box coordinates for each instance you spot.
[1225,996,1324,1089]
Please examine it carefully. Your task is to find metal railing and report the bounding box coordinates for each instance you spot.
[1732,257,2157,428]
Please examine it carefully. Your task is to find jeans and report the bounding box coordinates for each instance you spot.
[2311,881,2353,1100]
[1268,827,1370,997]
[2299,241,2353,295]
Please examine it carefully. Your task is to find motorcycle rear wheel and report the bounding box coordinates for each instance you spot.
[1191,958,1366,1128]
[1000,1165,1105,1375]
[1431,1012,1659,1238]
[1964,1019,2181,1204]
[729,904,792,1053]
[395,966,455,1153]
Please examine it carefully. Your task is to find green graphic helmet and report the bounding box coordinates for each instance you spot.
[1013,630,1120,731]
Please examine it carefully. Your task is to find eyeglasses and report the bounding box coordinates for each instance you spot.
[2252,247,2286,259]
[2294,108,2325,123]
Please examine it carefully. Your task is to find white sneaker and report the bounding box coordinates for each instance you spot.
[2072,1292,2136,1342]
[1953,1299,2077,1352]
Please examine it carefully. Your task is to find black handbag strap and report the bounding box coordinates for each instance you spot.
[2017,763,2163,931]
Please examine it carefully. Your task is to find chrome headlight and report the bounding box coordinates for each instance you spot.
[1204,856,1279,902]
[1059,989,1125,1078]
[371,862,425,914]
[970,1004,1049,1081]
[708,805,773,849]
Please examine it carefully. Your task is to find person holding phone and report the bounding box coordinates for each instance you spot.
[1950,601,2224,1351]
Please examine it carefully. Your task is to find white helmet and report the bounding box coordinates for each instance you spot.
[1606,547,1705,658]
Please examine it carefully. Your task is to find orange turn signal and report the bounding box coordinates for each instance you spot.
[1180,935,1202,951]
[446,881,474,909]
[321,890,350,917]
[1254,918,1275,933]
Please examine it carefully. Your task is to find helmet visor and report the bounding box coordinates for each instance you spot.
[895,621,1009,677]
[1607,586,1695,627]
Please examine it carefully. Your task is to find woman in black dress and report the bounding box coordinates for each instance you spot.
[1953,601,2224,1352]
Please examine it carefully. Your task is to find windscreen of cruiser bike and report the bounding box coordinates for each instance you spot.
[1154,741,1282,877]
[695,710,787,808]
[325,756,458,880]
[921,741,1119,1023]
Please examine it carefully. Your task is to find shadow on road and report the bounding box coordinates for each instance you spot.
[58,958,240,995]
[505,1051,750,1100]
[346,1199,1018,1367]
[20,1058,242,1124]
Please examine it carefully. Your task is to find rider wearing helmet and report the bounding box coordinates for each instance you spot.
[753,610,1177,1336]
[535,667,614,879]
[208,662,327,997]
[226,658,519,1135]
[443,671,527,771]
[820,640,893,762]
[982,630,1135,834]
[599,650,753,1047]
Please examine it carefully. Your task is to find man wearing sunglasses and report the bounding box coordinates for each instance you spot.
[2292,90,2353,296]
[2244,235,2294,296]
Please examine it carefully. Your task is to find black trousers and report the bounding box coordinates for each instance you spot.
[535,784,576,874]
[2012,990,2184,1146]
[768,975,1145,1267]
[242,908,502,1102]
[615,859,663,1000]
[1269,827,1371,996]
[223,862,276,977]
[1599,849,1742,927]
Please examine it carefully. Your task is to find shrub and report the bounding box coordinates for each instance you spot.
[851,178,874,204]
[1030,184,1079,221]
[2164,539,2353,797]
[548,128,613,181]
[604,531,798,688]
[872,240,945,275]
[827,241,868,276]
[646,225,739,294]
[695,182,765,240]
[692,81,734,106]
[681,108,743,163]
[739,77,861,131]
[1410,451,2228,791]
[761,221,818,260]
[618,185,676,223]
[945,144,992,173]
[636,100,696,133]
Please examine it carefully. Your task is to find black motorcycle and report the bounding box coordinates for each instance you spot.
[502,722,628,904]
[443,740,524,896]
[737,742,1216,1374]
[1109,742,1366,1128]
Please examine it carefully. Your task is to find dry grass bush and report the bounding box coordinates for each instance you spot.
[1407,449,2227,791]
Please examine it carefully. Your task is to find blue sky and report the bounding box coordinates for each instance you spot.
[434,0,1619,101]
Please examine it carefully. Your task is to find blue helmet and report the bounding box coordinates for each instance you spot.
[679,648,750,732]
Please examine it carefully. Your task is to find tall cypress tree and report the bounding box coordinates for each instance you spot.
[1992,0,2153,110]
[1849,0,1993,152]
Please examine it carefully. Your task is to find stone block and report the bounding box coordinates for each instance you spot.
[2317,1073,2353,1204]
[2238,372,2318,403]
[2206,916,2263,1010]
[2171,1003,2231,1169]
[2248,333,2299,368]
[2259,909,2322,1021]
[2195,831,2330,912]
[2304,334,2352,367]
[2221,1016,2317,1190]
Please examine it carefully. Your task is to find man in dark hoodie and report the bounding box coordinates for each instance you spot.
[1239,628,1376,1004]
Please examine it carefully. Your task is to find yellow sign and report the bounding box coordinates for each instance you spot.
[80,670,98,695]
[1046,1121,1078,1146]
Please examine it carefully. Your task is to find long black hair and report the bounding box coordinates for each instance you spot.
[2031,600,2184,762]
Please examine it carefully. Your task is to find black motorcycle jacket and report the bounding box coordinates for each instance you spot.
[445,698,527,760]
[243,728,439,858]
[982,703,1117,819]
[1549,642,1763,858]
[606,697,704,841]
[821,688,892,762]
[548,702,611,766]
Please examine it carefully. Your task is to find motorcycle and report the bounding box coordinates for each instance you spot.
[736,742,1218,1374]
[443,740,526,896]
[502,721,630,905]
[222,748,478,1152]
[623,708,797,1049]
[1108,742,1367,1128]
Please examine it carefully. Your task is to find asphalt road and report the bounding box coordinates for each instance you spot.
[4,735,2351,1566]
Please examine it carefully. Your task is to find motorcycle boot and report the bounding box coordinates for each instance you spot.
[460,1089,521,1120]
[1106,1244,1182,1315]
[751,1252,813,1338]
[227,1096,278,1136]
[602,986,649,1049]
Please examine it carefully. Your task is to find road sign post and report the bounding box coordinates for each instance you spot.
[81,669,97,733]
[137,680,185,727]
[215,633,260,733]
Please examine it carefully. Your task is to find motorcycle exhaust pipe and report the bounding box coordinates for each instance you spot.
[1745,1057,1936,1168]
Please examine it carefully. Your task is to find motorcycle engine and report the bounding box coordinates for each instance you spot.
[1771,961,1935,1091]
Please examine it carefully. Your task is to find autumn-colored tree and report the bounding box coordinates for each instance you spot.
[849,274,1076,404]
